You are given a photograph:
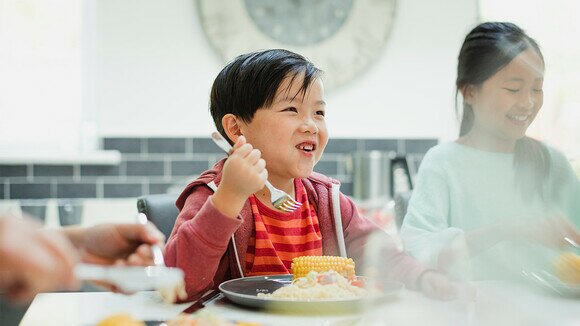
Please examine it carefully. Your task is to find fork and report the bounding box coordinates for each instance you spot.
[137,212,165,266]
[211,131,302,212]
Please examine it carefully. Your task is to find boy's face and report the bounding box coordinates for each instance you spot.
[238,75,328,181]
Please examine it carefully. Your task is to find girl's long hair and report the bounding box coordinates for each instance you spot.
[455,22,551,200]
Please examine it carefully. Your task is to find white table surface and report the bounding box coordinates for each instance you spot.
[21,281,580,326]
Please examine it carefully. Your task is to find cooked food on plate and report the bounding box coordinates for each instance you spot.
[96,314,144,326]
[98,311,261,326]
[258,270,366,300]
[290,255,356,279]
[554,252,580,285]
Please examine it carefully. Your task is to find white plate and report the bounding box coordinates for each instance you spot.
[522,269,580,297]
[218,274,403,313]
[75,264,184,292]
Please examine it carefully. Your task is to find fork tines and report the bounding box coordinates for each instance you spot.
[274,197,302,212]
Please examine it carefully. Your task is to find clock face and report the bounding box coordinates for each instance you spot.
[244,0,353,46]
[198,0,396,90]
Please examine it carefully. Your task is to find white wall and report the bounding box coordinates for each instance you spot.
[96,0,478,141]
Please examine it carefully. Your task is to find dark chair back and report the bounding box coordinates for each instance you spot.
[137,194,179,239]
[394,190,413,229]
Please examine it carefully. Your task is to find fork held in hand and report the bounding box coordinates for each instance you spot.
[210,132,302,213]
[137,213,166,266]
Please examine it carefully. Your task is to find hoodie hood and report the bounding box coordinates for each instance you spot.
[176,159,225,210]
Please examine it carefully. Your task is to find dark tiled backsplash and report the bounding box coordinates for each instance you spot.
[0,137,436,199]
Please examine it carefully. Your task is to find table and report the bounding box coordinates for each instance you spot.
[21,282,580,326]
[20,291,192,325]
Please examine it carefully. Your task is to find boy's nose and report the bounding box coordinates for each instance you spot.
[300,118,318,134]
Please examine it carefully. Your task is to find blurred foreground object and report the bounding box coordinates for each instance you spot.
[96,314,144,326]
[554,252,580,285]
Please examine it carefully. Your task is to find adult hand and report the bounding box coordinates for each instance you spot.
[0,215,78,302]
[66,223,165,266]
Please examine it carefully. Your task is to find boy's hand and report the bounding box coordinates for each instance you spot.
[212,136,267,218]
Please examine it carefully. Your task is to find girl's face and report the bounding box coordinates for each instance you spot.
[238,75,328,182]
[466,49,544,149]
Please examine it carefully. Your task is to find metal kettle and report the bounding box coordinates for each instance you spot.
[350,151,413,203]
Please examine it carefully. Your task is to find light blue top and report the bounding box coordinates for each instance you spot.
[400,141,580,280]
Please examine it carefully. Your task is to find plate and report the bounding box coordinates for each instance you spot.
[218,274,403,313]
[74,264,184,292]
[522,269,580,297]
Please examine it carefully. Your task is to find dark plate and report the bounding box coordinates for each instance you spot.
[218,274,403,313]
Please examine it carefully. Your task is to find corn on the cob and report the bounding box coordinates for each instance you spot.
[291,256,356,279]
[554,252,580,285]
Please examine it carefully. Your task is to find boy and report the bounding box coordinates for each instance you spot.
[165,49,454,302]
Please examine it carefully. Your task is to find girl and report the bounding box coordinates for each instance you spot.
[400,22,580,280]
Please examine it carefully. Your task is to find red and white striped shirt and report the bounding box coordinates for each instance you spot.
[245,178,322,276]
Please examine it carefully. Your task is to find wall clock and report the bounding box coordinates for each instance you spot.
[198,0,397,90]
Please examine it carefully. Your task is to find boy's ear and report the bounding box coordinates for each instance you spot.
[222,114,243,142]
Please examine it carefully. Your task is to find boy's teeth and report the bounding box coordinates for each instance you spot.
[297,144,314,151]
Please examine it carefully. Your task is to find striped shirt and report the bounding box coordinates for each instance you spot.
[245,178,322,276]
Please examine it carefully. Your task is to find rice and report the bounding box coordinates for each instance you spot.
[257,270,366,300]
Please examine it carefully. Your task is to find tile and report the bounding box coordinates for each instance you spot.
[80,165,120,177]
[404,139,438,154]
[33,165,74,177]
[414,155,424,168]
[148,182,175,195]
[192,138,223,154]
[171,160,209,176]
[362,139,398,153]
[340,181,353,197]
[20,202,47,222]
[314,160,338,175]
[103,183,143,198]
[58,200,84,226]
[10,183,52,199]
[166,178,193,194]
[324,139,359,154]
[147,138,186,154]
[103,138,142,153]
[56,183,97,198]
[0,165,27,178]
[208,155,227,167]
[125,161,164,176]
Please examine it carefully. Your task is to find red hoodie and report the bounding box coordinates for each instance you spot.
[165,159,428,302]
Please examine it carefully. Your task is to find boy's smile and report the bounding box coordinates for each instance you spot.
[237,74,328,188]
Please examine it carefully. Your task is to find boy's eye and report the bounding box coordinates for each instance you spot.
[533,88,543,93]
[283,107,298,113]
[316,110,325,116]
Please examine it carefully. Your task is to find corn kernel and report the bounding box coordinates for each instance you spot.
[291,255,356,279]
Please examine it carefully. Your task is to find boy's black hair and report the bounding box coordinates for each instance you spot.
[210,49,322,144]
